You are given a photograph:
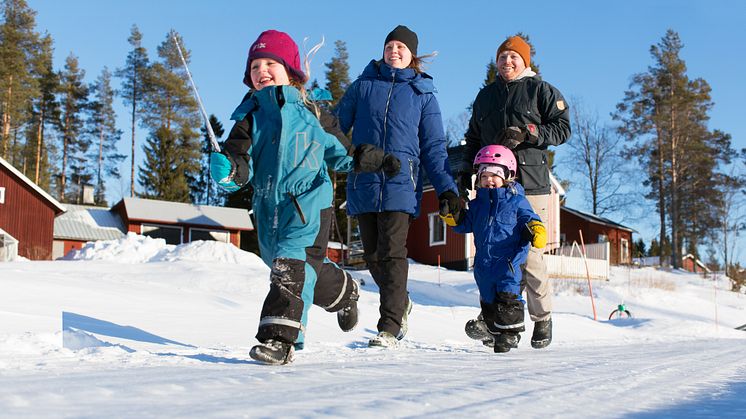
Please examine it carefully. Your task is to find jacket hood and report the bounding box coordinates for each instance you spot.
[360,60,436,94]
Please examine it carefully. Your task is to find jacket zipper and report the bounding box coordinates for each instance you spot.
[409,159,415,191]
[379,69,396,211]
[288,192,307,224]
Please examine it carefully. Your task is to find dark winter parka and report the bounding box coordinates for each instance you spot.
[464,75,570,195]
[453,183,539,301]
[336,60,457,217]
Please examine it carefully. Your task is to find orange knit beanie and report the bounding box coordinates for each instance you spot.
[497,36,530,68]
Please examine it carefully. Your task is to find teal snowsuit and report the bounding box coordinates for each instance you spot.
[225,85,356,347]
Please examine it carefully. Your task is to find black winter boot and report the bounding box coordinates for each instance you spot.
[464,316,495,347]
[531,318,552,349]
[337,278,360,332]
[250,339,294,365]
[494,332,520,353]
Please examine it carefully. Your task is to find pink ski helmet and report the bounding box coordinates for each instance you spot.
[473,145,517,179]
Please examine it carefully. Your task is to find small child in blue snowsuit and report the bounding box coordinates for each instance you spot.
[448,145,547,353]
[210,30,394,365]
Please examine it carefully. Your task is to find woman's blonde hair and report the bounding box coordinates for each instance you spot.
[378,51,438,74]
[409,52,437,73]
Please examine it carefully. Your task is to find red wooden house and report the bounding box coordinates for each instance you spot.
[53,203,126,259]
[111,197,253,247]
[0,156,66,260]
[681,254,711,274]
[559,206,634,265]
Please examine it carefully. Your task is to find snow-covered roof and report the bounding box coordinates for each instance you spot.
[54,204,125,241]
[561,206,634,232]
[114,197,253,231]
[0,156,66,214]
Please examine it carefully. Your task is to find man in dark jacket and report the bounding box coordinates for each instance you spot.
[461,35,570,349]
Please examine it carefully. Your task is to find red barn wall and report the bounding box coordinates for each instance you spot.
[0,168,57,260]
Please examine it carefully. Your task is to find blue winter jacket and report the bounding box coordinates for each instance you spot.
[454,184,540,270]
[336,60,457,217]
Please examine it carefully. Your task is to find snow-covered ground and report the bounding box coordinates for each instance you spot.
[1,234,745,418]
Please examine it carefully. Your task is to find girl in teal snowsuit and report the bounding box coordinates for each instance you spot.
[210,30,382,365]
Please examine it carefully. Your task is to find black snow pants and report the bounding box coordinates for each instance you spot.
[256,207,357,346]
[357,211,411,337]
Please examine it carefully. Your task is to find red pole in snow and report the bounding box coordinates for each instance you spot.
[579,230,598,321]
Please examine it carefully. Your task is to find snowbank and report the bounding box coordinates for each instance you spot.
[62,232,263,265]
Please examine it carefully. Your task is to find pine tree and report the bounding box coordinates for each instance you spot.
[22,32,58,189]
[482,59,497,87]
[632,238,647,259]
[57,52,89,202]
[87,67,125,206]
[138,30,201,202]
[615,30,734,268]
[0,0,40,161]
[324,40,350,107]
[322,40,353,245]
[116,25,149,198]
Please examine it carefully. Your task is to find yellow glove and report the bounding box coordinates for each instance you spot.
[527,220,547,249]
[440,213,458,227]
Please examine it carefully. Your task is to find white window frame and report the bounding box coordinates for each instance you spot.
[0,187,5,204]
[620,237,630,264]
[428,212,446,246]
[189,227,230,243]
[141,223,183,245]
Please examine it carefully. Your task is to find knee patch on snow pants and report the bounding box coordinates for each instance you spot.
[257,258,308,344]
[491,292,525,333]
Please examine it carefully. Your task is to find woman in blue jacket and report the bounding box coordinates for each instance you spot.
[336,25,460,348]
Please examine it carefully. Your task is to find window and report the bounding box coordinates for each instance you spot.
[0,187,5,204]
[598,234,609,243]
[620,238,630,264]
[141,224,183,245]
[428,212,446,246]
[190,228,230,243]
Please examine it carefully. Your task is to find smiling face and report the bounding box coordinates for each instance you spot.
[249,58,291,90]
[383,40,413,69]
[479,171,505,189]
[496,49,526,81]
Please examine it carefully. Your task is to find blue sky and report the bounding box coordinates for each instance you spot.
[28,0,746,262]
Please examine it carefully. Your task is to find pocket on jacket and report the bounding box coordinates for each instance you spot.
[517,150,549,192]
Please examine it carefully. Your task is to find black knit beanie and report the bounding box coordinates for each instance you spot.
[384,25,418,56]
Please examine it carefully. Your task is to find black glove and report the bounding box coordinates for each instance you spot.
[497,126,525,149]
[353,143,384,173]
[456,171,472,198]
[353,143,401,177]
[438,190,463,226]
[498,125,539,149]
[382,153,401,177]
